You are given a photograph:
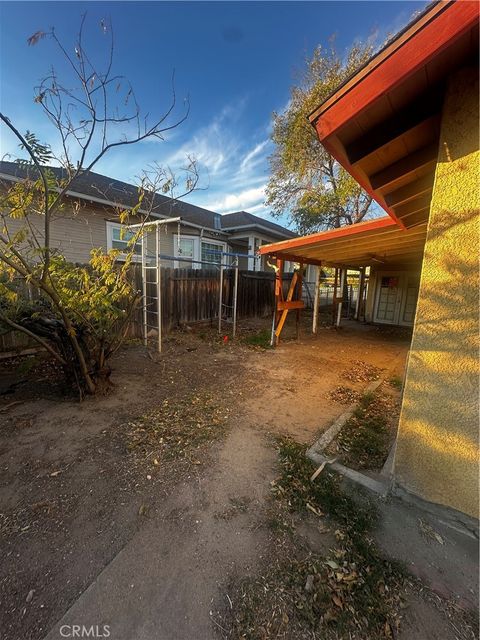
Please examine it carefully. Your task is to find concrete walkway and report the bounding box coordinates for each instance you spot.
[44,424,276,640]
[44,429,479,640]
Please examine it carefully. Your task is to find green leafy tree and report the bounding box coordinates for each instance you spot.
[266,41,375,233]
[0,17,198,396]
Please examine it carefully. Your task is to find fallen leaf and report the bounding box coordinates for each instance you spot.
[332,594,343,609]
[343,572,358,582]
[306,503,323,517]
[305,575,315,592]
[433,532,444,545]
[325,560,340,570]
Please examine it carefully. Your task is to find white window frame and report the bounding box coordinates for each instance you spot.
[201,237,228,266]
[106,221,142,262]
[173,234,228,269]
[173,233,199,268]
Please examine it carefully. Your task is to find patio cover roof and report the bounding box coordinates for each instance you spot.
[259,1,477,269]
[258,217,427,268]
[308,0,479,230]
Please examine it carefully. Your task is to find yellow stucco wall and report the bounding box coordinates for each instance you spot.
[393,67,480,518]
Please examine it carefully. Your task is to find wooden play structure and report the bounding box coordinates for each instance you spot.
[270,259,305,346]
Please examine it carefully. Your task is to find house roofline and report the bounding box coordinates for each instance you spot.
[221,223,296,239]
[0,171,229,237]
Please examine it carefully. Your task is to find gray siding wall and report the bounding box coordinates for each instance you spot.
[3,199,229,265]
[5,202,113,264]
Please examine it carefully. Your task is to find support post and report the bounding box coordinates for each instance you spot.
[312,265,321,334]
[275,271,299,340]
[218,263,224,334]
[336,268,346,327]
[156,225,162,353]
[233,258,239,338]
[296,262,304,339]
[355,267,365,321]
[247,236,256,270]
[270,258,284,347]
[332,267,339,325]
[141,231,147,347]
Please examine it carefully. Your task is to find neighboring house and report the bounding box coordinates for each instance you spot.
[0,161,296,270]
[260,0,479,522]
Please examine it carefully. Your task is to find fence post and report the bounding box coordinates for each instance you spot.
[233,259,239,338]
[312,265,320,334]
[141,232,147,346]
[218,264,224,334]
[336,269,346,327]
[156,225,162,353]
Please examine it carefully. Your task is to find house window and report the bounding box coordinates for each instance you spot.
[174,234,198,268]
[173,234,226,268]
[106,222,141,259]
[201,241,223,265]
[177,238,195,265]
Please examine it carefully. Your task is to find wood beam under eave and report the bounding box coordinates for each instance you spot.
[384,174,434,207]
[268,252,323,267]
[284,228,427,258]
[321,242,426,262]
[398,208,431,227]
[344,88,443,165]
[370,143,439,190]
[393,194,431,219]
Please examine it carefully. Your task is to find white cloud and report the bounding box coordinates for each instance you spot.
[152,100,278,220]
[208,184,267,214]
[162,100,248,178]
[240,139,269,172]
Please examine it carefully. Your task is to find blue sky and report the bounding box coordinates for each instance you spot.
[0,1,427,224]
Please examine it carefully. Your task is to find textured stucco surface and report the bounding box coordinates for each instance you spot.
[394,68,480,518]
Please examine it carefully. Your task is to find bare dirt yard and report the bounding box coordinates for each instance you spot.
[1,314,478,640]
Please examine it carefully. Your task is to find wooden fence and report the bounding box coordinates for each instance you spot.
[0,268,281,353]
[0,267,363,355]
[133,267,280,335]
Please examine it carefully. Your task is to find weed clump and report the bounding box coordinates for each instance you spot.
[126,392,228,463]
[243,329,272,349]
[225,438,406,639]
[331,391,398,470]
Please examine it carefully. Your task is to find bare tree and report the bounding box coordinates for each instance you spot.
[0,16,199,396]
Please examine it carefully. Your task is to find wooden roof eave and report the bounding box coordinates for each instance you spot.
[306,0,479,230]
[308,1,478,136]
[259,221,427,269]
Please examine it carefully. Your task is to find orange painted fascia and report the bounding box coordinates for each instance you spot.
[308,0,479,226]
[310,0,479,139]
[258,216,396,256]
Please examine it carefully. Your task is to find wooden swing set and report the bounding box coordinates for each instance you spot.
[269,255,324,347]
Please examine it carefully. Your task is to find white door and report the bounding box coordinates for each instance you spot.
[399,275,420,326]
[374,273,403,324]
[374,272,419,326]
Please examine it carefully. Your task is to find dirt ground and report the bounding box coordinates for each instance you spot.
[0,314,477,640]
